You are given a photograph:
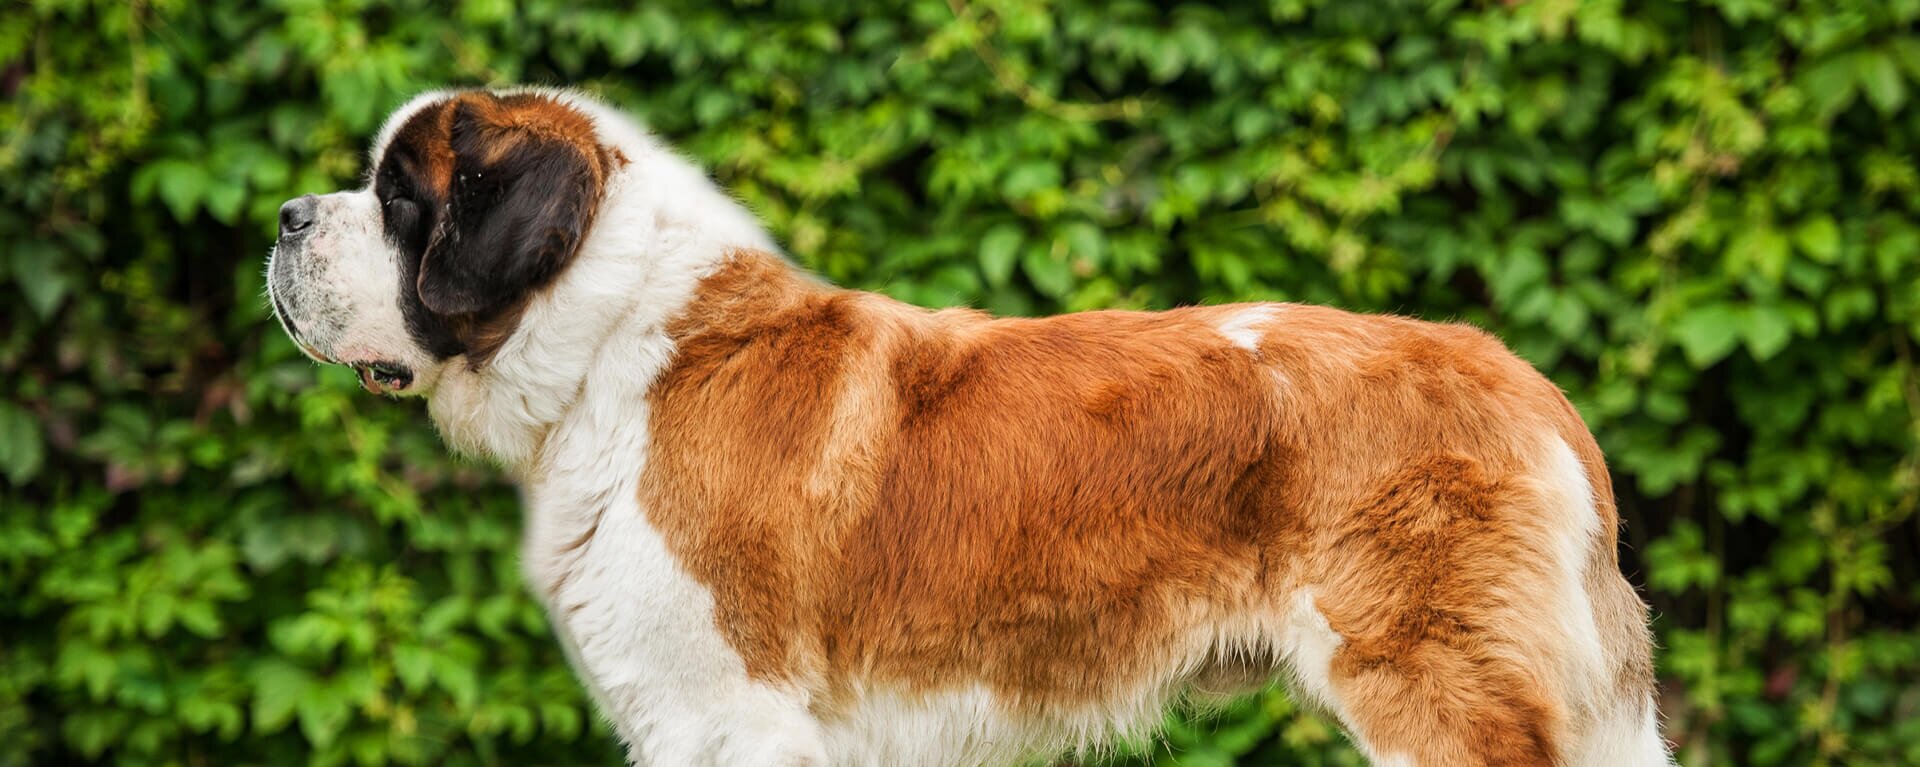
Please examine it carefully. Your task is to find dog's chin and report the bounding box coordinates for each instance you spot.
[269,299,423,396]
[281,326,422,396]
[290,336,335,365]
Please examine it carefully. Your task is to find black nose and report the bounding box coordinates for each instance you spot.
[278,195,317,237]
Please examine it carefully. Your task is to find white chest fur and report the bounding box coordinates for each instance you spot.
[515,322,829,766]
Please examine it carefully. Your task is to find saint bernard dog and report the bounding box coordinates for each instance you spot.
[267,87,1674,766]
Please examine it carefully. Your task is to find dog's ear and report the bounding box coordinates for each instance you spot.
[417,97,606,317]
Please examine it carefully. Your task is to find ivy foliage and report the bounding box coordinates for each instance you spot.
[5,0,1920,764]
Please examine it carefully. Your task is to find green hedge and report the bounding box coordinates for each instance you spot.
[5,1,1918,764]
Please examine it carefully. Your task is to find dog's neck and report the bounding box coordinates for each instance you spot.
[425,126,780,477]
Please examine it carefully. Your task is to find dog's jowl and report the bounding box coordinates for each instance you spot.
[269,88,1674,767]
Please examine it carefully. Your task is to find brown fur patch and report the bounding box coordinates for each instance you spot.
[389,91,613,201]
[630,250,1655,756]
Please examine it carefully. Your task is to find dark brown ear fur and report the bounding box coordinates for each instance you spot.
[417,94,608,317]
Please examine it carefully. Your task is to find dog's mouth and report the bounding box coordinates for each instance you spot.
[354,361,415,395]
[268,290,415,395]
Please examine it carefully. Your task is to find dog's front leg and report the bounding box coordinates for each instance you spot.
[536,500,826,766]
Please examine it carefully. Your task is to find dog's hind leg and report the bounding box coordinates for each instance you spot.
[1279,439,1671,766]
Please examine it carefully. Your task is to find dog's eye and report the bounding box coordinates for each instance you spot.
[383,197,421,232]
[384,197,420,220]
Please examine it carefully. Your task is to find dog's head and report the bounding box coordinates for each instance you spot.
[267,88,619,394]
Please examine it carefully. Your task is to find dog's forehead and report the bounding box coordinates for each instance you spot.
[367,88,616,181]
[368,90,461,170]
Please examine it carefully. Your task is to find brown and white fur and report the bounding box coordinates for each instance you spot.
[266,87,1673,766]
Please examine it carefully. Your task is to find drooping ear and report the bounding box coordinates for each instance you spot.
[417,97,607,316]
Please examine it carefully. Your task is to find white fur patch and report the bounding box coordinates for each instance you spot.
[821,685,1021,767]
[1282,588,1436,767]
[1276,589,1344,714]
[820,675,1207,767]
[1534,436,1677,766]
[1534,436,1610,719]
[1567,697,1675,767]
[1275,589,1415,767]
[1215,305,1281,352]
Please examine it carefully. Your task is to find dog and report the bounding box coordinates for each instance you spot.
[266,87,1673,766]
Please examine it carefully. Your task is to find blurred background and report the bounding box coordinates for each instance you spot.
[4,0,1918,765]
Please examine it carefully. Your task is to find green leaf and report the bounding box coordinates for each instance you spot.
[432,653,480,710]
[1728,226,1791,281]
[204,182,247,225]
[0,402,44,484]
[1858,49,1907,114]
[10,239,68,319]
[1000,162,1061,201]
[1671,302,1744,367]
[978,224,1023,287]
[1059,221,1106,268]
[1021,249,1074,298]
[250,661,310,733]
[149,159,210,222]
[296,682,352,748]
[1792,215,1841,264]
[1741,305,1794,361]
[393,644,433,693]
[176,600,223,638]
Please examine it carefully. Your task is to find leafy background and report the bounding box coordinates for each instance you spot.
[4,0,1919,764]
